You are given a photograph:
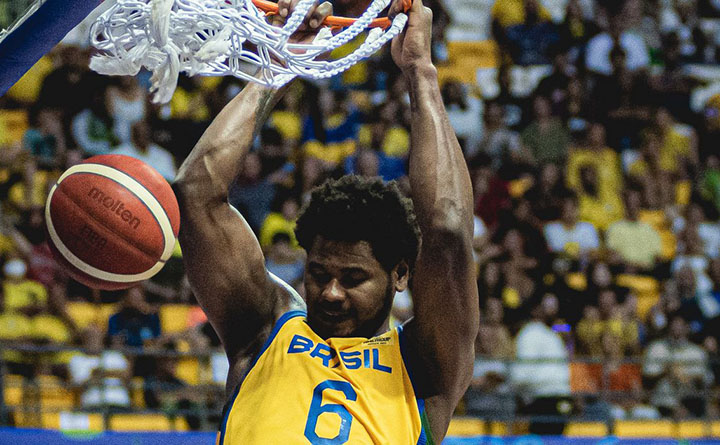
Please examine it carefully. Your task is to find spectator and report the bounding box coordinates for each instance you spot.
[108,287,161,349]
[144,344,203,430]
[442,80,483,153]
[643,316,710,417]
[654,107,698,173]
[265,232,305,290]
[258,193,299,250]
[521,95,570,165]
[69,326,131,411]
[344,148,407,182]
[585,10,650,75]
[526,163,569,222]
[71,87,117,156]
[106,76,147,145]
[301,88,361,166]
[673,202,720,261]
[228,152,279,234]
[111,121,177,181]
[700,155,720,213]
[544,192,600,259]
[22,106,66,168]
[607,189,663,271]
[512,293,572,435]
[577,289,640,357]
[567,123,623,198]
[592,47,652,149]
[466,298,515,417]
[2,255,48,314]
[628,130,674,209]
[492,0,553,49]
[473,101,522,167]
[503,0,561,66]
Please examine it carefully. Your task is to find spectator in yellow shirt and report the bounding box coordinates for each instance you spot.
[606,189,663,271]
[492,0,553,29]
[628,130,675,209]
[567,123,623,197]
[576,165,624,231]
[1,256,47,313]
[655,108,698,173]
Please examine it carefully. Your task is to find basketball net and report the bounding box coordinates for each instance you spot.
[90,0,408,103]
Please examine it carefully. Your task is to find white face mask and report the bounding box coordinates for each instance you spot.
[3,259,27,278]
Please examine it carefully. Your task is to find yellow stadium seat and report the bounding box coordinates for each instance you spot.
[3,374,23,407]
[109,413,172,431]
[711,421,720,437]
[0,110,29,145]
[130,377,145,409]
[42,412,104,431]
[176,357,200,386]
[447,417,485,436]
[173,416,190,431]
[615,420,674,438]
[438,41,498,85]
[490,421,508,436]
[677,421,708,438]
[66,302,100,330]
[37,375,76,410]
[565,422,608,437]
[160,304,191,334]
[98,304,119,331]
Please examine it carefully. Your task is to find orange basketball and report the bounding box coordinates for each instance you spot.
[45,154,180,290]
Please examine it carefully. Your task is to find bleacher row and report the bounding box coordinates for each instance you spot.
[7,401,720,439]
[448,418,720,439]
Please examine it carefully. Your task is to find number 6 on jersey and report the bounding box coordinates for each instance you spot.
[304,380,357,444]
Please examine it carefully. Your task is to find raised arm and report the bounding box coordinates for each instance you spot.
[391,0,479,439]
[173,83,292,372]
[174,1,333,390]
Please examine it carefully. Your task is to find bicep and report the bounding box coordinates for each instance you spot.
[178,198,279,357]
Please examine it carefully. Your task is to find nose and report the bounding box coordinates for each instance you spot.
[321,278,345,302]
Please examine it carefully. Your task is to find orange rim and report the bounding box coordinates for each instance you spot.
[251,0,412,29]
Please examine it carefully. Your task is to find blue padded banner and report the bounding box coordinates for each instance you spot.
[0,0,102,97]
[0,430,719,445]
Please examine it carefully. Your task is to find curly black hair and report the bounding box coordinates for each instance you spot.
[295,175,421,272]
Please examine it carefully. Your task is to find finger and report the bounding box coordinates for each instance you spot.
[278,0,291,17]
[388,0,406,20]
[309,1,332,29]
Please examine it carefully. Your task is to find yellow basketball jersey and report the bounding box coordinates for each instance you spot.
[218,310,432,444]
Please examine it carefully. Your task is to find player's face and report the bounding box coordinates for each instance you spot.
[304,237,401,339]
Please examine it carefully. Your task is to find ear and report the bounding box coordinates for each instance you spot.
[391,260,409,292]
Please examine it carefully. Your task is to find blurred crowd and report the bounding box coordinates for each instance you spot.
[2,0,720,432]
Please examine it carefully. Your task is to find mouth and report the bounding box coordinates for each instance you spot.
[316,307,350,321]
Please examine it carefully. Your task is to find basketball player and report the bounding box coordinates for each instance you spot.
[173,0,478,442]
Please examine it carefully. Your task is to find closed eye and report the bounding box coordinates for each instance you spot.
[341,271,368,289]
[308,264,331,284]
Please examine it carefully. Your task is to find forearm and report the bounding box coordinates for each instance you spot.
[174,82,287,201]
[407,66,473,233]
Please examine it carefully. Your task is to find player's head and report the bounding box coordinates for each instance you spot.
[295,175,420,339]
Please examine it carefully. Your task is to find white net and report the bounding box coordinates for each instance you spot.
[90,0,407,103]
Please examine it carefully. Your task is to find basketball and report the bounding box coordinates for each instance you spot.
[45,154,180,290]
